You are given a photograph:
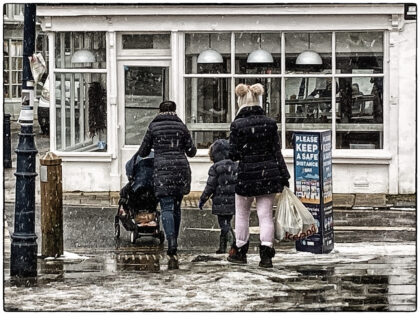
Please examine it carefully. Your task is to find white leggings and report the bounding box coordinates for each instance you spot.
[235,193,276,248]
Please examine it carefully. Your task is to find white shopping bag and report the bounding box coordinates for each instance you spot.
[274,187,318,241]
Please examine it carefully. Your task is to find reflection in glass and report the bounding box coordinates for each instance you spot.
[125,66,169,145]
[185,33,231,74]
[192,131,229,149]
[122,34,170,50]
[336,32,383,74]
[185,78,230,149]
[55,32,106,69]
[286,33,332,73]
[55,73,107,151]
[336,77,383,149]
[235,33,281,74]
[235,78,281,122]
[285,77,332,148]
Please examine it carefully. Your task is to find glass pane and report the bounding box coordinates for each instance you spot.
[55,32,106,69]
[336,77,383,149]
[10,40,22,57]
[336,32,383,74]
[185,33,231,74]
[185,78,231,124]
[286,32,332,74]
[285,77,333,148]
[125,66,169,145]
[122,34,170,49]
[185,78,231,149]
[234,78,281,122]
[192,131,229,149]
[235,33,281,74]
[55,72,107,151]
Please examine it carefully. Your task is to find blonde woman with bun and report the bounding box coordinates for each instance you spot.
[228,83,290,268]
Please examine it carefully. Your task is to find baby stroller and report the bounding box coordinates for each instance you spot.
[114,151,165,245]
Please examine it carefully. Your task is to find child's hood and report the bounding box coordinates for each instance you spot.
[210,139,230,163]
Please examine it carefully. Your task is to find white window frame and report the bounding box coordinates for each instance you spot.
[181,30,387,156]
[48,31,111,159]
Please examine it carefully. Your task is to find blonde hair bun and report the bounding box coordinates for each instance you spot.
[250,83,264,96]
[235,83,249,97]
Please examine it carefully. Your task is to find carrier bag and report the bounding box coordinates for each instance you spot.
[274,187,318,241]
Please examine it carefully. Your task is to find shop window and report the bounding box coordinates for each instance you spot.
[55,73,107,152]
[3,39,23,99]
[336,77,383,149]
[125,66,169,145]
[285,77,333,148]
[336,32,383,74]
[122,34,170,49]
[235,33,281,74]
[185,33,231,74]
[234,78,281,122]
[185,78,231,149]
[55,32,106,69]
[183,31,384,151]
[285,32,332,74]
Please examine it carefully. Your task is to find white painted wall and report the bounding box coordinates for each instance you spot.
[397,21,416,194]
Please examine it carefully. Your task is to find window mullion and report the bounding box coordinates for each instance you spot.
[231,32,236,123]
[281,32,286,150]
[332,32,336,150]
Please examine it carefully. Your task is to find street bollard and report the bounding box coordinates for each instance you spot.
[40,152,63,257]
[3,113,12,168]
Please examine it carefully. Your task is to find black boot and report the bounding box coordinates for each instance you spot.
[216,233,228,254]
[259,245,275,268]
[168,254,179,270]
[167,236,179,270]
[227,241,249,264]
[167,236,177,256]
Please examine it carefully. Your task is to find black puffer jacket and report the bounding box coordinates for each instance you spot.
[229,105,290,197]
[200,139,238,215]
[137,112,197,198]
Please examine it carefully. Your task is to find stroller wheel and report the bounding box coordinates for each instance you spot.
[159,231,165,245]
[114,223,120,239]
[130,230,138,244]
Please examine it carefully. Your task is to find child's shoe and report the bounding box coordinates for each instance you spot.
[216,233,228,254]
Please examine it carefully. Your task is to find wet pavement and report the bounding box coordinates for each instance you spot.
[3,242,416,311]
[3,220,416,311]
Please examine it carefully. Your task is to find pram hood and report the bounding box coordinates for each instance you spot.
[125,151,155,192]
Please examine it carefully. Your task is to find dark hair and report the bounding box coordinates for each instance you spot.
[159,101,176,112]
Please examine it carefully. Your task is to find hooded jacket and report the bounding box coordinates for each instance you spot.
[137,112,197,198]
[229,105,290,197]
[200,139,238,215]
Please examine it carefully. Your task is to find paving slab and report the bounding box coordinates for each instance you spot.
[354,193,387,208]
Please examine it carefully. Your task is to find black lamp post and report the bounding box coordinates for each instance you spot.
[10,4,38,278]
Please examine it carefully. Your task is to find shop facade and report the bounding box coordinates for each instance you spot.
[37,4,416,194]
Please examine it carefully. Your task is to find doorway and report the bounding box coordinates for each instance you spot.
[118,60,171,173]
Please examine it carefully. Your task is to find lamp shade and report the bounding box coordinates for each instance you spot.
[247,49,274,63]
[197,49,223,64]
[71,49,96,63]
[296,50,322,65]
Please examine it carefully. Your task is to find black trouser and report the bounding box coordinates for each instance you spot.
[217,215,233,235]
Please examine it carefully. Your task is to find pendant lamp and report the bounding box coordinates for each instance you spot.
[247,34,274,63]
[296,33,323,65]
[71,49,96,63]
[197,34,223,64]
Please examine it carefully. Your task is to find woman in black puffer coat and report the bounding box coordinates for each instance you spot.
[137,101,196,269]
[227,83,290,268]
[198,139,238,254]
